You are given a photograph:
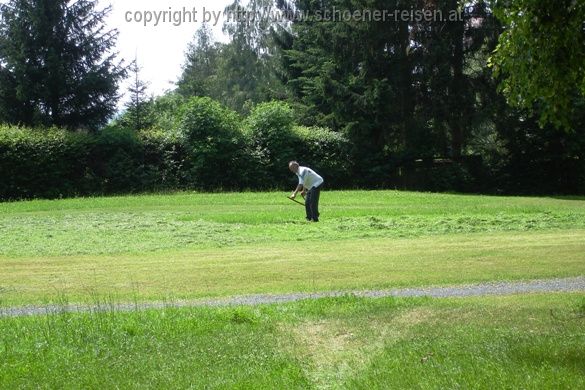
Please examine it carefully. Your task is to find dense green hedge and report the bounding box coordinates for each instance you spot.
[243,102,353,189]
[0,99,351,199]
[5,98,521,199]
[0,127,93,198]
[245,101,298,187]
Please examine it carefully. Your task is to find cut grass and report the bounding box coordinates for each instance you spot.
[0,231,584,306]
[0,191,584,306]
[1,191,584,388]
[1,191,584,257]
[1,294,583,389]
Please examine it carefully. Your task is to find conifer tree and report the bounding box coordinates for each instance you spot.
[124,57,153,132]
[0,0,126,130]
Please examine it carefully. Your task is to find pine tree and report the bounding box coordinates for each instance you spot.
[277,1,499,160]
[218,0,286,112]
[0,0,127,130]
[124,57,152,132]
[177,3,286,114]
[177,23,219,98]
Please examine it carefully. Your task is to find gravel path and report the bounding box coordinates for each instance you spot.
[2,276,584,318]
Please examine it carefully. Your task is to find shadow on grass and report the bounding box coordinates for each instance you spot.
[512,346,585,375]
[549,196,585,201]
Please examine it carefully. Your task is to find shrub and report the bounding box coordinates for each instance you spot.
[0,126,93,199]
[245,101,299,188]
[91,126,145,194]
[138,127,188,190]
[179,97,247,190]
[150,93,188,133]
[293,126,351,188]
[0,98,353,199]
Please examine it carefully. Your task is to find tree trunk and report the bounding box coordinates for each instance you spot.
[449,16,465,161]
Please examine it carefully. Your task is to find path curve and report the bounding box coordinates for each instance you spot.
[2,276,584,318]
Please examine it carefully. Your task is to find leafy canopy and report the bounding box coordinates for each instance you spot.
[490,0,585,130]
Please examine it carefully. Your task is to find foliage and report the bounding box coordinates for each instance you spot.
[496,115,585,194]
[0,125,94,198]
[245,101,299,186]
[271,0,585,193]
[177,2,287,115]
[0,124,180,199]
[138,127,188,190]
[293,126,351,188]
[176,23,220,98]
[119,59,155,132]
[490,0,585,129]
[0,0,583,195]
[91,126,145,193]
[179,97,247,189]
[149,93,189,132]
[276,0,498,169]
[0,0,127,131]
[0,97,355,199]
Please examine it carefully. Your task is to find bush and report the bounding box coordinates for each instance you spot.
[0,126,93,199]
[150,93,188,133]
[0,98,353,199]
[0,125,164,199]
[293,126,351,188]
[245,101,299,188]
[90,126,146,194]
[138,127,188,190]
[180,97,247,190]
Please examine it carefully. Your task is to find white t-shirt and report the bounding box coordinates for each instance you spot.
[297,166,324,190]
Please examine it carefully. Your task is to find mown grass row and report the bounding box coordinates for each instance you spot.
[1,191,584,257]
[1,191,584,306]
[0,231,584,306]
[1,191,584,388]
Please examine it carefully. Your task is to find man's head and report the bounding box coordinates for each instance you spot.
[288,161,299,173]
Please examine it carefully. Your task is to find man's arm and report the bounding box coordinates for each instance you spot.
[290,184,304,199]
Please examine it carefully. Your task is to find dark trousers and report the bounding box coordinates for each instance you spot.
[305,184,322,221]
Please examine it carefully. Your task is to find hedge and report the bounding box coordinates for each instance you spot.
[0,100,351,199]
[0,126,94,199]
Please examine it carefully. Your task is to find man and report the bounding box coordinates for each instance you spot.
[288,161,324,222]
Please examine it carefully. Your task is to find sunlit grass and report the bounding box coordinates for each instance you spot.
[1,191,584,388]
[0,231,584,306]
[1,294,583,389]
[0,191,584,257]
[0,191,584,306]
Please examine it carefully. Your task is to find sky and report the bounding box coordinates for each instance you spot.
[109,0,234,107]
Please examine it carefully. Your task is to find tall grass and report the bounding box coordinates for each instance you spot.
[0,294,583,389]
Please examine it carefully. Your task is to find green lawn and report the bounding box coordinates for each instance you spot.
[1,191,584,388]
[1,294,583,389]
[1,191,584,306]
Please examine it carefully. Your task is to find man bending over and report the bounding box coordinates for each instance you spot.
[288,161,324,222]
